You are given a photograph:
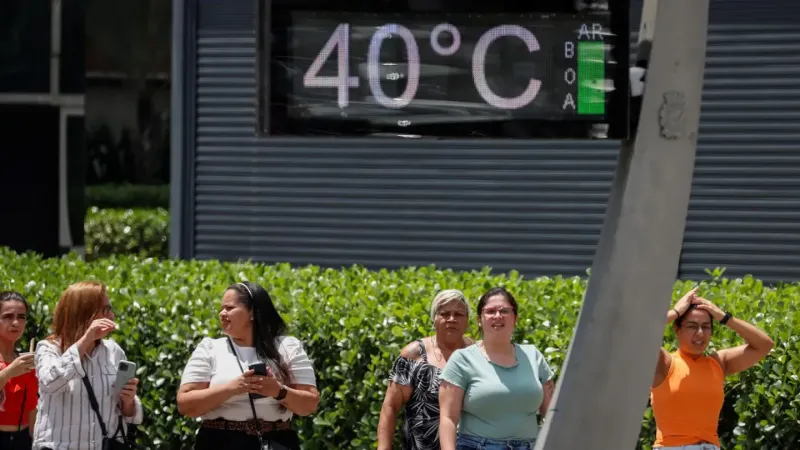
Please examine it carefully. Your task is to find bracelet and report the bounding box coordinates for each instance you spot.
[720,311,733,325]
[672,308,681,317]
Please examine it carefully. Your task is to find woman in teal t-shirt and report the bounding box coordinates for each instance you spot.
[439,287,555,450]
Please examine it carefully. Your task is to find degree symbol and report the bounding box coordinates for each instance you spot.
[430,23,461,57]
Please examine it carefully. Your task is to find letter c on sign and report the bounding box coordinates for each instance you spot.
[472,25,542,109]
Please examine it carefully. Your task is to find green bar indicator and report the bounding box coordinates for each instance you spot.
[577,42,606,115]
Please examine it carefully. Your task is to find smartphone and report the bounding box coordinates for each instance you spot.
[248,362,268,400]
[112,360,137,397]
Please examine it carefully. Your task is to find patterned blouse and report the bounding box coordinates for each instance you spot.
[388,339,443,450]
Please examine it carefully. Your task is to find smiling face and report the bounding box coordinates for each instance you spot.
[479,294,517,341]
[0,300,28,344]
[674,308,713,355]
[219,289,252,342]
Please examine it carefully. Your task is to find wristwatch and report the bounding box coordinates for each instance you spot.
[720,311,733,325]
[274,384,288,401]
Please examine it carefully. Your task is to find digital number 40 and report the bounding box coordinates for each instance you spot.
[303,23,544,110]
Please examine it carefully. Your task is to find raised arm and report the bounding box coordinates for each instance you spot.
[653,287,697,387]
[36,318,118,394]
[35,340,86,394]
[695,297,774,376]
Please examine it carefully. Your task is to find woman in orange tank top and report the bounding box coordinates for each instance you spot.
[650,288,774,450]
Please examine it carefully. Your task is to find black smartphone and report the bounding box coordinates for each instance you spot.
[248,362,268,399]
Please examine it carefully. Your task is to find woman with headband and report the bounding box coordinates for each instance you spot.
[377,289,473,450]
[177,282,319,450]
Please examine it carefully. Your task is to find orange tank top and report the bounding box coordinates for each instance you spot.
[650,349,724,448]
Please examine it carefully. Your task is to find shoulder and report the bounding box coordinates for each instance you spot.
[450,344,479,364]
[276,335,307,356]
[518,343,544,356]
[36,339,60,353]
[399,339,424,361]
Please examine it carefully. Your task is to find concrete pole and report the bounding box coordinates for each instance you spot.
[535,0,710,448]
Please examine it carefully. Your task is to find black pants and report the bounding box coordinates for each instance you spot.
[195,427,300,450]
[0,429,32,450]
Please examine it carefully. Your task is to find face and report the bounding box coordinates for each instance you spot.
[675,309,713,355]
[219,290,252,340]
[0,301,28,343]
[434,300,469,342]
[479,294,517,339]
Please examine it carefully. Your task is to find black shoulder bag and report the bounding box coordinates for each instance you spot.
[226,337,292,450]
[82,375,139,450]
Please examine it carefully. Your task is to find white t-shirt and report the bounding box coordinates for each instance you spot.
[180,336,316,421]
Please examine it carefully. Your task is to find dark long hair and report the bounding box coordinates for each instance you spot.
[227,282,293,384]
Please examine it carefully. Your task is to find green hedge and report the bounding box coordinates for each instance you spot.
[86,184,170,209]
[1,249,797,449]
[84,207,169,261]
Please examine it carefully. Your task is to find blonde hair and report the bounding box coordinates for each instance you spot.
[430,289,470,322]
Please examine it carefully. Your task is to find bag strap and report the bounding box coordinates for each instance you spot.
[227,337,265,447]
[82,375,110,438]
[17,386,26,432]
[82,374,129,444]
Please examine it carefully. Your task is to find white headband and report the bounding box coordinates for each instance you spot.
[238,282,254,299]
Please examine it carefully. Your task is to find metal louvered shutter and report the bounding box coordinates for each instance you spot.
[184,0,800,282]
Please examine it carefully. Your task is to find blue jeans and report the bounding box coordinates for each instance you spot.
[456,433,536,450]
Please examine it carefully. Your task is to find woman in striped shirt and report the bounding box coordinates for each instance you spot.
[32,281,144,450]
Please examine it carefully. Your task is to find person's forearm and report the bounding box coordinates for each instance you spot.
[177,384,234,418]
[377,406,399,450]
[280,386,319,416]
[439,417,458,450]
[726,317,774,352]
[666,308,679,324]
[0,370,10,390]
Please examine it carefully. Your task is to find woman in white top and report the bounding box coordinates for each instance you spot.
[177,282,319,450]
[33,281,143,450]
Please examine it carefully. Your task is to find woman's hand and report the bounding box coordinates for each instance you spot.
[673,287,699,315]
[119,378,139,416]
[247,370,282,398]
[225,369,256,395]
[1,353,35,378]
[693,296,726,322]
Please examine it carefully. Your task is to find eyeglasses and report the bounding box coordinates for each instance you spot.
[101,304,114,315]
[683,323,712,333]
[482,307,513,317]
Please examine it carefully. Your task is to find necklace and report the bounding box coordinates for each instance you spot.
[431,336,444,362]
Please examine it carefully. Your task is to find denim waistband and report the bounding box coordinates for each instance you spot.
[458,433,536,447]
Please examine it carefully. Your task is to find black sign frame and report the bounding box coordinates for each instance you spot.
[257,0,630,140]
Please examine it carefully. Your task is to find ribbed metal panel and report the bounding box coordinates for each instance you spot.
[189,0,800,282]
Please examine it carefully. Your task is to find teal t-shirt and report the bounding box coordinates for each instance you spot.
[439,343,554,440]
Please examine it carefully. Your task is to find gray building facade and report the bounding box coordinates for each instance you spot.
[171,0,800,283]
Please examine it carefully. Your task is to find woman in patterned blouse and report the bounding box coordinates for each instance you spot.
[377,289,473,450]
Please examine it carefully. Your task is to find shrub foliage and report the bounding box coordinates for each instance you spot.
[84,207,169,261]
[0,249,796,449]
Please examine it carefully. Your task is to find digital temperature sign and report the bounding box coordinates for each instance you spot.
[260,1,629,139]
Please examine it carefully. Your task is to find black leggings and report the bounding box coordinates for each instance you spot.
[0,429,32,450]
[195,427,300,450]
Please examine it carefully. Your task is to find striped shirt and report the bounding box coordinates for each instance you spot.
[32,339,144,450]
